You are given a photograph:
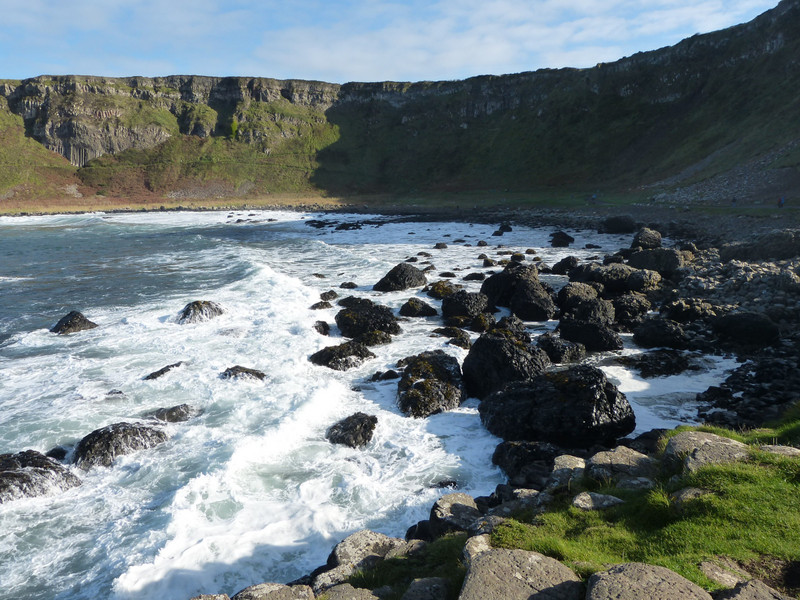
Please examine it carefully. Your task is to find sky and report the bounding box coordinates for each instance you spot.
[0,0,780,84]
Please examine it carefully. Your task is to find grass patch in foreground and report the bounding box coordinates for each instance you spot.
[348,533,467,600]
[491,451,800,592]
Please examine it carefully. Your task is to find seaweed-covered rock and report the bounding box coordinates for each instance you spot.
[326,413,378,448]
[0,450,82,503]
[462,333,550,399]
[50,310,98,334]
[426,280,459,299]
[373,263,427,292]
[399,298,438,317]
[309,342,376,371]
[397,351,464,418]
[479,366,635,447]
[178,300,224,324]
[73,422,168,470]
[335,298,401,338]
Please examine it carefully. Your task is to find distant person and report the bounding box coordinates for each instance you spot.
[779,196,786,208]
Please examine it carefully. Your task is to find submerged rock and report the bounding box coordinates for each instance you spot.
[326,413,378,448]
[150,404,200,423]
[399,298,438,317]
[220,365,267,380]
[178,300,224,324]
[309,342,376,371]
[143,361,184,380]
[50,310,98,334]
[397,350,464,418]
[73,422,168,470]
[0,450,82,503]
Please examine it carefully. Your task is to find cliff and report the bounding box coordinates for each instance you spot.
[1,0,799,201]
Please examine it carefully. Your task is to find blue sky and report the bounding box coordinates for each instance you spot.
[0,0,779,83]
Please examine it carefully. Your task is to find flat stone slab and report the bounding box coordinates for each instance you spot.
[759,445,800,458]
[325,583,380,599]
[587,446,659,482]
[400,577,449,600]
[231,583,313,600]
[572,491,624,511]
[714,580,795,599]
[460,548,583,600]
[663,432,749,473]
[587,563,713,599]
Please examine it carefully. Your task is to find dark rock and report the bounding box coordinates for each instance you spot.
[479,366,635,447]
[510,253,525,263]
[492,440,567,489]
[599,215,638,234]
[477,240,488,247]
[339,281,358,289]
[720,229,800,261]
[616,350,695,378]
[492,315,531,343]
[434,242,448,249]
[613,293,652,329]
[320,290,339,302]
[498,223,513,232]
[633,317,689,349]
[371,369,401,381]
[335,299,401,338]
[73,422,168,469]
[632,227,662,250]
[326,413,378,448]
[627,248,686,277]
[397,351,464,418]
[221,365,267,380]
[441,290,489,319]
[557,282,599,310]
[143,361,184,380]
[46,446,69,461]
[353,330,393,346]
[406,519,434,542]
[310,301,332,310]
[491,230,504,237]
[463,272,486,281]
[462,332,550,399]
[468,313,496,333]
[432,326,472,349]
[536,332,586,363]
[508,280,556,321]
[309,342,376,371]
[425,280,459,299]
[550,231,575,247]
[429,493,481,537]
[50,310,98,334]
[562,296,615,326]
[570,263,661,293]
[438,271,456,278]
[177,300,224,324]
[551,256,580,275]
[374,263,427,292]
[558,318,623,351]
[0,450,82,503]
[480,262,539,308]
[712,311,780,346]
[313,320,330,335]
[151,404,199,423]
[662,298,717,322]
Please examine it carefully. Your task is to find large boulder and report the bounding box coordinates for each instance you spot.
[231,583,313,600]
[50,310,98,334]
[309,342,376,371]
[586,563,712,600]
[570,263,661,293]
[633,317,689,349]
[479,366,635,447]
[492,440,567,489]
[715,580,795,600]
[712,311,780,346]
[480,262,539,308]
[631,227,662,250]
[373,263,427,292]
[613,293,652,329]
[326,413,378,448]
[720,229,800,261]
[550,231,575,248]
[0,450,82,503]
[462,333,550,399]
[558,318,623,351]
[662,431,749,474]
[178,300,224,324]
[73,422,168,470]
[441,290,489,319]
[627,248,687,277]
[536,333,586,364]
[335,298,401,338]
[557,282,599,311]
[599,215,637,234]
[399,298,437,317]
[429,493,482,537]
[460,549,582,600]
[562,296,615,326]
[397,351,464,418]
[508,280,557,321]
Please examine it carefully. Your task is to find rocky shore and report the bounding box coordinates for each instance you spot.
[3,207,799,599]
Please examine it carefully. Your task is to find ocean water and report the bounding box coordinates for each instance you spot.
[0,210,738,600]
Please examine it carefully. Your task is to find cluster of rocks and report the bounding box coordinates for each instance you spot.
[190,431,798,599]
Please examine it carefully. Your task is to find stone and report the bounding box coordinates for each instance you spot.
[633,317,689,349]
[573,491,624,510]
[714,579,795,600]
[320,290,339,302]
[632,227,662,249]
[73,422,168,470]
[599,215,637,233]
[397,351,464,418]
[373,263,427,292]
[313,320,330,335]
[463,534,493,566]
[508,279,557,321]
[151,404,199,422]
[587,563,712,599]
[143,361,184,380]
[353,330,393,347]
[536,333,586,363]
[558,318,623,352]
[460,549,583,600]
[0,450,82,503]
[335,298,401,338]
[441,290,489,319]
[627,248,687,277]
[480,262,540,308]
[326,413,378,448]
[712,311,780,346]
[231,583,314,600]
[220,365,266,380]
[426,280,459,299]
[670,487,712,508]
[698,558,750,588]
[551,230,576,247]
[309,342,376,371]
[551,256,580,275]
[399,298,438,317]
[613,293,652,329]
[462,332,550,400]
[492,440,567,489]
[50,310,98,334]
[178,300,224,324]
[429,493,482,537]
[570,263,661,293]
[400,577,448,600]
[662,431,749,473]
[587,446,660,483]
[760,445,800,457]
[479,366,635,447]
[324,584,379,600]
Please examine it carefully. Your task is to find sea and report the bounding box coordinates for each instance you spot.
[0,210,739,600]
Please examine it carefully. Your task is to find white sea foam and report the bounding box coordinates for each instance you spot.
[0,211,736,600]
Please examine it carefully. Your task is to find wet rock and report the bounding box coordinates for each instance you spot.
[373,263,427,292]
[151,404,199,423]
[562,296,615,326]
[492,441,567,489]
[712,311,780,346]
[397,351,464,418]
[0,450,82,503]
[50,310,98,334]
[309,342,376,371]
[178,300,224,324]
[627,248,686,277]
[339,281,358,289]
[558,318,623,351]
[463,272,485,281]
[73,422,168,470]
[320,290,339,302]
[508,280,556,321]
[632,227,662,250]
[460,548,582,600]
[335,298,401,338]
[552,256,580,275]
[599,215,637,234]
[480,262,539,309]
[326,413,378,448]
[536,333,586,363]
[220,365,266,380]
[434,242,448,249]
[441,290,489,319]
[613,293,652,329]
[399,298,438,317]
[570,263,661,293]
[313,320,330,335]
[550,230,575,247]
[310,301,332,310]
[479,366,635,447]
[143,361,183,380]
[429,493,481,537]
[587,562,712,600]
[557,282,599,310]
[431,326,471,349]
[662,298,717,322]
[462,332,550,399]
[633,317,690,349]
[615,349,695,377]
[425,280,459,299]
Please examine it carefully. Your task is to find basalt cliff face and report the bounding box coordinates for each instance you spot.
[0,0,799,200]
